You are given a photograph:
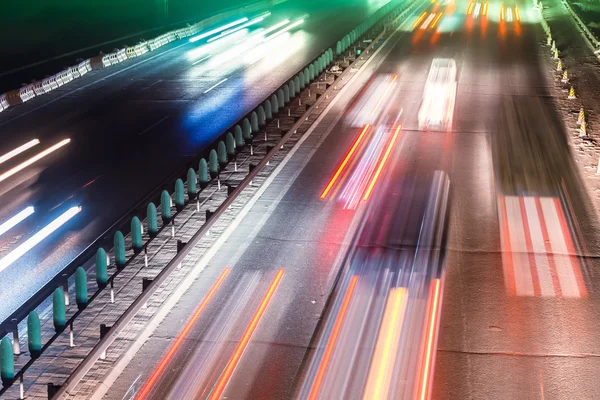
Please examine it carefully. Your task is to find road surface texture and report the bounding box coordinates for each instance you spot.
[102,0,600,398]
[0,0,392,322]
[539,0,600,218]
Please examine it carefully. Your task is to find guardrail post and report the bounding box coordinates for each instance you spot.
[110,280,115,304]
[283,84,290,106]
[257,106,266,127]
[176,240,187,253]
[28,311,42,358]
[277,89,285,108]
[175,178,185,211]
[251,112,259,133]
[209,150,220,189]
[227,184,236,197]
[187,168,198,207]
[142,278,153,308]
[99,324,110,360]
[160,190,172,224]
[69,322,74,348]
[0,337,13,386]
[61,278,69,306]
[226,133,236,172]
[131,217,143,253]
[217,141,228,170]
[265,99,273,119]
[53,288,66,333]
[272,94,279,114]
[199,158,209,189]
[10,323,19,356]
[114,231,126,269]
[249,163,257,186]
[75,267,88,310]
[234,125,244,150]
[48,383,61,399]
[147,202,158,238]
[95,248,108,289]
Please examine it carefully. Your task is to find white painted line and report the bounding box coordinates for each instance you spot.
[137,116,170,136]
[539,198,580,297]
[523,197,555,297]
[91,7,420,398]
[504,196,534,296]
[204,78,228,94]
[192,55,212,65]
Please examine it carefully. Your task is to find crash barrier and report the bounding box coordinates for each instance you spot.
[0,0,414,396]
[560,0,600,51]
[0,0,278,114]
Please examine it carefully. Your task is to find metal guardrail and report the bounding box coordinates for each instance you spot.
[0,0,271,112]
[0,0,306,341]
[560,0,600,53]
[55,3,416,397]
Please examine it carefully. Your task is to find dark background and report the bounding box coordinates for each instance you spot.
[0,0,265,92]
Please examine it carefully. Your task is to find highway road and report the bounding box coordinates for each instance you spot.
[0,0,393,321]
[103,0,600,398]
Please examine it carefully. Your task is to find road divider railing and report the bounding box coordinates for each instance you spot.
[0,0,269,115]
[0,0,417,396]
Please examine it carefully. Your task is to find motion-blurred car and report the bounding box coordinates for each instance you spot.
[418,58,457,132]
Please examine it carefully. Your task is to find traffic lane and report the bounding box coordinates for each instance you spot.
[0,1,388,319]
[106,30,435,394]
[429,8,600,399]
[104,120,379,399]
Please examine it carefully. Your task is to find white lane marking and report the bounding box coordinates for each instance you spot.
[137,116,170,136]
[539,198,580,297]
[523,197,555,297]
[91,8,418,398]
[192,55,212,65]
[203,78,228,94]
[504,196,535,296]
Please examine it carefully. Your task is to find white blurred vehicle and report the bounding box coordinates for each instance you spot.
[418,58,457,132]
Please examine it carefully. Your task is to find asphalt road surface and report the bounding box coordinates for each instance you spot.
[104,0,600,398]
[0,0,393,321]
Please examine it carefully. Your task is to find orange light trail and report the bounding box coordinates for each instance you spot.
[413,12,428,28]
[308,275,358,400]
[430,12,444,29]
[500,6,505,20]
[136,267,231,400]
[467,1,475,15]
[515,6,520,20]
[208,269,284,400]
[482,2,488,16]
[320,124,370,199]
[419,279,442,400]
[370,75,398,116]
[363,125,401,201]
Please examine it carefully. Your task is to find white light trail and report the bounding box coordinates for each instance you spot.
[189,18,249,43]
[0,206,82,273]
[0,138,71,183]
[207,14,270,43]
[0,139,40,166]
[0,206,35,237]
[264,19,305,42]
